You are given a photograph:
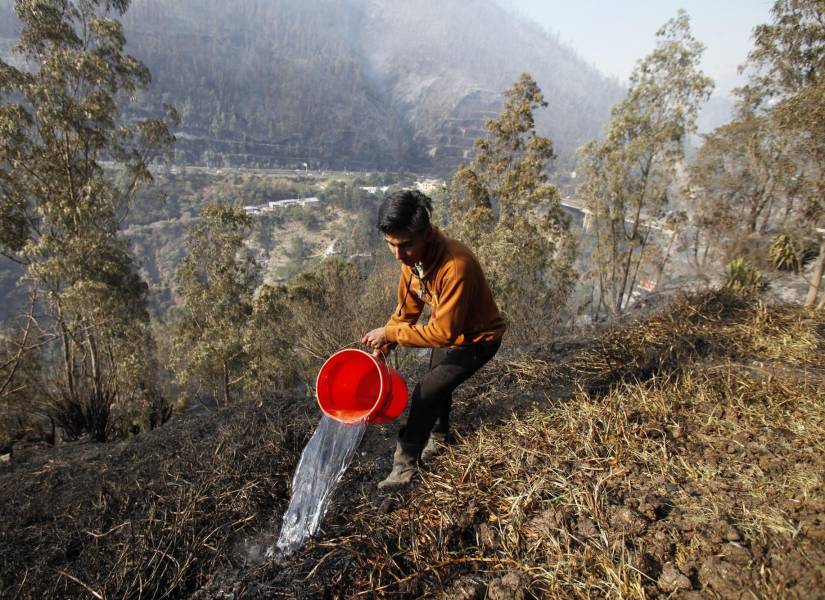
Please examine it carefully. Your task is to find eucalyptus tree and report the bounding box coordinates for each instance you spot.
[449,73,576,342]
[171,204,259,407]
[577,11,713,314]
[745,0,825,307]
[0,0,175,440]
[687,98,796,265]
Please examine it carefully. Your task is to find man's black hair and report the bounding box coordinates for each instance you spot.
[377,189,433,235]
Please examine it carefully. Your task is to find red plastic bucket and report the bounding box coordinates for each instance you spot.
[316,349,408,424]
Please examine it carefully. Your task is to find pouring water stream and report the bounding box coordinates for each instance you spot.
[268,415,367,556]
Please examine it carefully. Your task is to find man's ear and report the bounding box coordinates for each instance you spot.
[424,225,434,242]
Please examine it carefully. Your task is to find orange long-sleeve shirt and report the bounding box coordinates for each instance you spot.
[384,227,506,348]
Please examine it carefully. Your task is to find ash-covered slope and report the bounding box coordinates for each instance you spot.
[122,0,622,172]
[360,0,622,168]
[2,291,823,598]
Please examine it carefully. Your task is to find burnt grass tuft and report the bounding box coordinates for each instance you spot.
[2,289,824,598]
[0,398,316,599]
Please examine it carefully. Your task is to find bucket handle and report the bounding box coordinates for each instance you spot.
[336,340,394,367]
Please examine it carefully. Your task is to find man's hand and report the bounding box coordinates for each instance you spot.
[361,327,387,351]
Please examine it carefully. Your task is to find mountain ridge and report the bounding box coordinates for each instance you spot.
[0,0,623,172]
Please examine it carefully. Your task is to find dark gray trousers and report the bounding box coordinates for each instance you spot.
[399,340,501,457]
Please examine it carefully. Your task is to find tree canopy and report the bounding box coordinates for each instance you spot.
[449,73,577,341]
[578,11,713,314]
[0,0,174,439]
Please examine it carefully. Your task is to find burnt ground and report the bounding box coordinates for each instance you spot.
[1,290,824,599]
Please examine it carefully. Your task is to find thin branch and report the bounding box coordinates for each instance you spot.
[0,251,27,266]
[0,293,36,398]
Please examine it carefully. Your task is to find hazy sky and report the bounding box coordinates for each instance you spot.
[502,0,774,95]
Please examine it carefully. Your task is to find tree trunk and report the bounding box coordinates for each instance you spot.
[804,238,825,307]
[656,229,679,287]
[617,177,648,312]
[55,300,76,401]
[691,230,700,268]
[759,195,776,234]
[87,331,101,406]
[624,235,649,311]
[222,361,230,407]
[595,276,607,319]
[86,331,110,442]
[616,248,631,313]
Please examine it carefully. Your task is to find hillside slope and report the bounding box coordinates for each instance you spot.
[0,0,622,172]
[1,290,823,598]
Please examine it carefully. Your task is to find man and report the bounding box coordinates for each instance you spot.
[362,189,506,488]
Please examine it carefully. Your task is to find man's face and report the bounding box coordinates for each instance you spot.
[384,229,429,267]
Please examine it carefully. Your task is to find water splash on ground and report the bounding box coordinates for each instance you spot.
[268,415,367,556]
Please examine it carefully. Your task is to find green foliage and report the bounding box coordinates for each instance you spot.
[689,103,794,238]
[724,257,766,292]
[319,180,374,212]
[234,254,397,401]
[578,11,713,315]
[171,204,258,406]
[281,257,397,380]
[287,205,319,231]
[769,232,802,272]
[0,0,174,441]
[119,171,391,325]
[126,170,318,228]
[242,284,300,398]
[319,180,384,255]
[742,0,824,307]
[687,1,824,281]
[170,222,398,403]
[449,73,577,343]
[748,0,825,200]
[747,0,825,96]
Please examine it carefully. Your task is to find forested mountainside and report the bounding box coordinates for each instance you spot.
[0,0,623,173]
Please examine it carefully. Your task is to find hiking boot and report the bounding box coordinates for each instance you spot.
[378,443,418,489]
[421,431,449,462]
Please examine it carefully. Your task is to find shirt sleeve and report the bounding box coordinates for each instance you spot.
[381,270,425,352]
[384,261,472,348]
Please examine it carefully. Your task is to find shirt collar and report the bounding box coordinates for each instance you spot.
[415,226,446,279]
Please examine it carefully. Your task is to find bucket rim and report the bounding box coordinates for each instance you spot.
[315,348,389,423]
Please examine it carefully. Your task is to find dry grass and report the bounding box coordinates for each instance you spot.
[2,290,823,599]
[265,290,824,598]
[572,290,824,390]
